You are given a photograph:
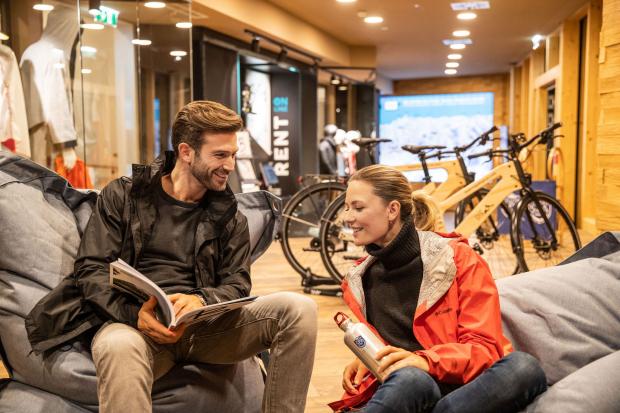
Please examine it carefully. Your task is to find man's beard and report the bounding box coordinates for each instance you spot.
[190,155,229,191]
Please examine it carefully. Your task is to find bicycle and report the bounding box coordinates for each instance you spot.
[319,122,581,282]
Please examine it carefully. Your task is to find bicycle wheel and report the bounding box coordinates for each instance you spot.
[319,193,364,283]
[513,191,581,272]
[280,181,346,279]
[456,192,518,278]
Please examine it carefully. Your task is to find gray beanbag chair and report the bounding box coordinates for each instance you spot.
[0,151,280,412]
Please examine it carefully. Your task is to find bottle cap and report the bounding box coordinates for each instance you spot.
[334,312,350,327]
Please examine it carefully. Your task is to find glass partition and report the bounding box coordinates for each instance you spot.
[1,0,192,189]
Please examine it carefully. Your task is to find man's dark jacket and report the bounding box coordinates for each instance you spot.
[25,152,251,353]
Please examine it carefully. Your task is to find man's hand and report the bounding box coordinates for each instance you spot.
[168,293,204,319]
[137,297,186,344]
[342,358,369,394]
[375,345,430,379]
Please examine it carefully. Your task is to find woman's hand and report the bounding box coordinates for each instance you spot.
[342,358,369,394]
[375,345,430,379]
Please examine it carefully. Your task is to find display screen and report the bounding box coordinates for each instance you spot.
[378,92,495,182]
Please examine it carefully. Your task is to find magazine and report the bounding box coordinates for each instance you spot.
[109,259,257,329]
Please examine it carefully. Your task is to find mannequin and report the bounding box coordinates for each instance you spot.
[319,124,339,175]
[20,5,80,166]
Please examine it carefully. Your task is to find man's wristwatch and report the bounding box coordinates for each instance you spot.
[193,294,207,306]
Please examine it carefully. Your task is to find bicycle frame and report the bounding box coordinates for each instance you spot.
[436,161,520,236]
[394,158,467,202]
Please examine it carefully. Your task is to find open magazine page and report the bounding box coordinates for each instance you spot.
[174,296,258,328]
[109,259,175,327]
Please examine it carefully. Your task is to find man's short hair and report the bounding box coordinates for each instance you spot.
[171,100,243,156]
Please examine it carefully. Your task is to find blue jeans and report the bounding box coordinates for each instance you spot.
[362,351,547,413]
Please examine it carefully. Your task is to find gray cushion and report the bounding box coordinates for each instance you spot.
[524,350,620,413]
[497,250,620,384]
[0,381,91,413]
[0,152,272,412]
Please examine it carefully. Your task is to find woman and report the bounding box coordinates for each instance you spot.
[330,165,547,413]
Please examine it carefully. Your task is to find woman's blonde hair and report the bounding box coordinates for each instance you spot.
[349,165,439,230]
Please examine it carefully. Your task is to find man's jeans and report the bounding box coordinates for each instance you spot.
[362,351,548,413]
[91,292,317,413]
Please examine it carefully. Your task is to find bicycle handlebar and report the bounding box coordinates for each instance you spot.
[513,122,562,151]
[401,144,447,155]
[455,125,498,152]
[467,148,511,160]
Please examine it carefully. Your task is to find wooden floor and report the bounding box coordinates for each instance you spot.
[1,231,595,412]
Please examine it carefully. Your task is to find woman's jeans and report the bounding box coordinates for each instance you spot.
[362,351,548,413]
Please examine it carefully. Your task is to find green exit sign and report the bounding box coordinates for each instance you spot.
[94,6,119,27]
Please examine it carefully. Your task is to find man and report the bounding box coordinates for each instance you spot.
[25,101,318,413]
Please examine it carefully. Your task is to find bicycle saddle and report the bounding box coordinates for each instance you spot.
[351,138,392,147]
[401,144,447,155]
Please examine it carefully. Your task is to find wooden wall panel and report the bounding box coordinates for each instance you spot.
[393,73,510,126]
[596,0,620,230]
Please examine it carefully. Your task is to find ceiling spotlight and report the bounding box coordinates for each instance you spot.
[531,34,544,50]
[445,69,458,75]
[338,85,348,91]
[170,50,187,57]
[88,0,101,16]
[364,16,384,24]
[330,75,341,85]
[176,21,192,29]
[33,3,54,11]
[132,39,152,46]
[145,2,166,8]
[81,68,92,74]
[81,23,105,30]
[446,62,460,68]
[0,32,9,41]
[453,30,470,37]
[450,43,466,50]
[174,56,182,61]
[336,0,357,2]
[277,48,288,62]
[457,12,477,20]
[448,53,462,59]
[250,36,260,53]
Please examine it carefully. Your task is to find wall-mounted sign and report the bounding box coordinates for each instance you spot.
[94,6,119,28]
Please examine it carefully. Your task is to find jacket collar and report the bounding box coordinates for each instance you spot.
[344,231,457,320]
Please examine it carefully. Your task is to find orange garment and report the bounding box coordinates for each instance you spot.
[330,232,513,411]
[54,154,93,189]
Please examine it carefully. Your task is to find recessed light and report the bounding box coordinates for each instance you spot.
[174,56,182,61]
[132,39,152,46]
[80,46,97,56]
[531,34,544,50]
[81,68,92,74]
[457,12,477,20]
[453,30,470,37]
[175,21,192,29]
[445,69,458,75]
[170,50,187,57]
[448,53,462,60]
[81,23,104,30]
[364,16,384,24]
[450,44,466,50]
[145,1,166,8]
[33,4,54,11]
[446,62,460,68]
[336,0,357,3]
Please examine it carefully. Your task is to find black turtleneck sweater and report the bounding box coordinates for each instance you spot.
[363,217,424,352]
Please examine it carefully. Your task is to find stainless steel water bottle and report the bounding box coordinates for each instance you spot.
[335,312,385,380]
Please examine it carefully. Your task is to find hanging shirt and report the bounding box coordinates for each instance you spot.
[54,154,93,189]
[0,45,30,157]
